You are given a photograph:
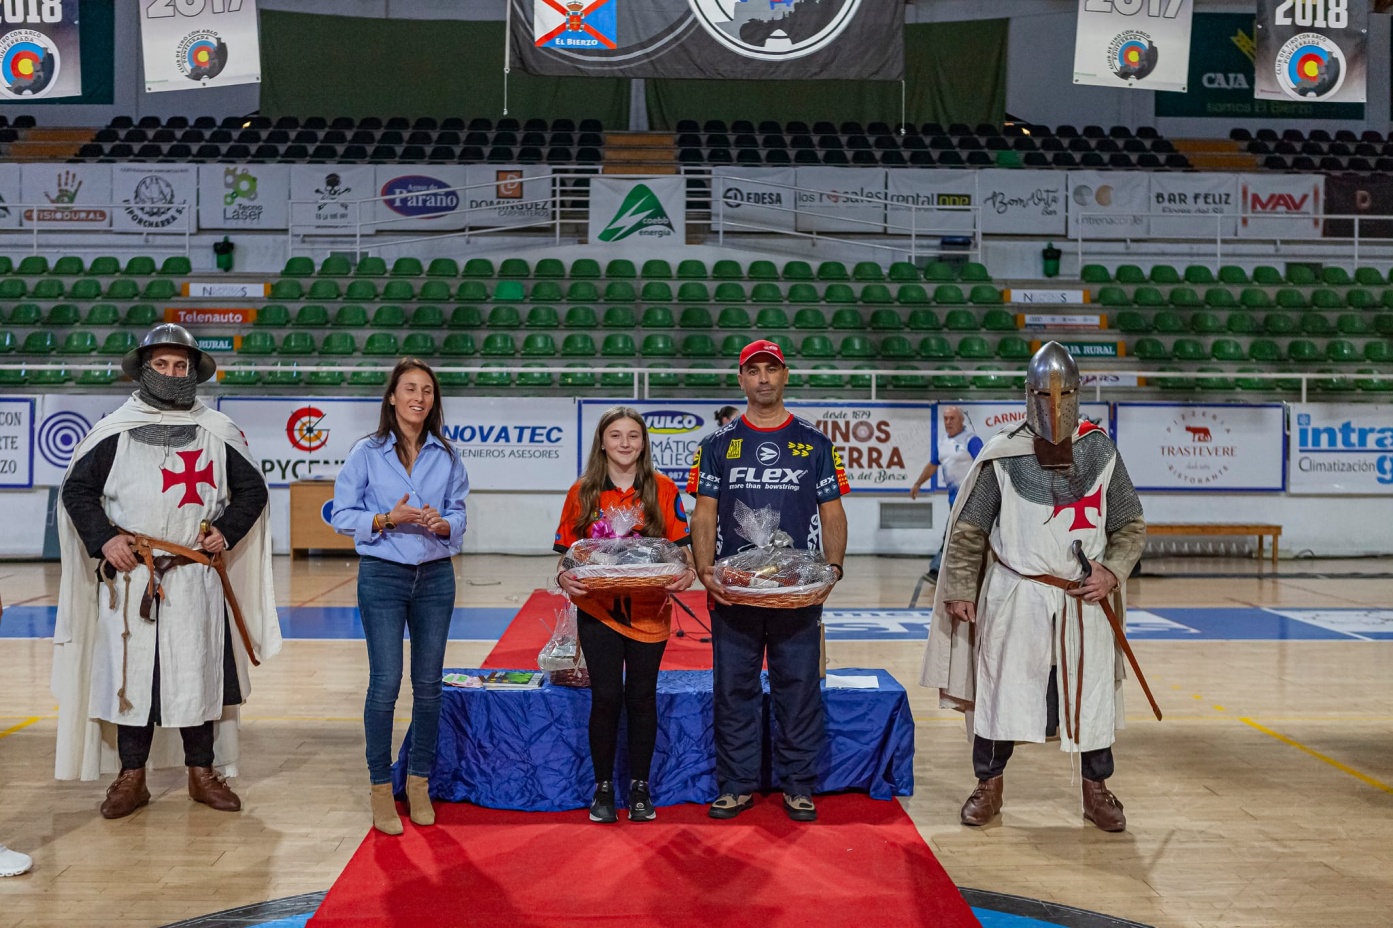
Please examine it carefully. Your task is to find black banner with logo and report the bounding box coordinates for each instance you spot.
[1255,0,1367,104]
[1323,172,1393,239]
[509,0,903,79]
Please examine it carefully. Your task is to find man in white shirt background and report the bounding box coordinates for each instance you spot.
[910,406,983,575]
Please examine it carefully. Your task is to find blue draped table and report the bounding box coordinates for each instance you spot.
[393,667,914,811]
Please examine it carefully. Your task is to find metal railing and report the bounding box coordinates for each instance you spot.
[0,201,196,255]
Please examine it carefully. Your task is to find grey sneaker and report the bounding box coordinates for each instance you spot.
[707,792,753,820]
[783,793,817,822]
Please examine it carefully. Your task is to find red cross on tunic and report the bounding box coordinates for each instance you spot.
[161,450,216,508]
[1051,485,1102,531]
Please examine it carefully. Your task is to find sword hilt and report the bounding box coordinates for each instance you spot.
[1070,539,1092,579]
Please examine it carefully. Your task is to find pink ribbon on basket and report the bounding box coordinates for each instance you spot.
[588,519,638,540]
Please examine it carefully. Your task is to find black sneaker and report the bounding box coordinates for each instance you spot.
[707,792,754,820]
[628,780,656,822]
[783,793,817,822]
[589,781,617,823]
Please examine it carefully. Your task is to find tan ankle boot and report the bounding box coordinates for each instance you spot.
[370,783,403,836]
[406,775,434,827]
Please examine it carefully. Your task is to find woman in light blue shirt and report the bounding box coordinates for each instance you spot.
[331,358,469,836]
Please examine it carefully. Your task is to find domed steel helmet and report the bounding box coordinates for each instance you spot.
[1024,341,1080,445]
[121,323,217,383]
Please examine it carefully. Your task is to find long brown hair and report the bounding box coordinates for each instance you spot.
[373,358,446,467]
[574,406,665,540]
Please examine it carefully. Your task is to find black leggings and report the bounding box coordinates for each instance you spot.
[577,612,667,783]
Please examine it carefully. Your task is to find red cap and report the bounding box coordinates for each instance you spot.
[738,339,786,368]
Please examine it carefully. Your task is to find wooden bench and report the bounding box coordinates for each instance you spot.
[1147,523,1282,565]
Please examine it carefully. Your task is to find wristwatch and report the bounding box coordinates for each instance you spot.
[378,513,396,532]
[829,563,844,580]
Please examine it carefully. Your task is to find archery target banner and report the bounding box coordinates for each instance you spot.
[1255,0,1367,104]
[795,168,885,234]
[111,163,197,234]
[712,168,798,234]
[198,163,290,230]
[1067,170,1149,239]
[141,0,261,93]
[0,0,82,99]
[1073,0,1194,93]
[20,162,111,229]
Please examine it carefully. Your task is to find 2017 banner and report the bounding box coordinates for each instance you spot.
[0,0,82,99]
[141,0,261,93]
[1289,403,1393,495]
[510,0,904,80]
[1072,0,1194,93]
[1255,0,1367,104]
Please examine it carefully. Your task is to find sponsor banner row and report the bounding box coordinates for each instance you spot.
[10,395,1387,496]
[1070,170,1325,239]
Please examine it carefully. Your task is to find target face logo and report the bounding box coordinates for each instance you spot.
[177,30,228,83]
[1275,33,1346,101]
[0,29,60,98]
[37,411,90,468]
[756,442,782,465]
[1107,30,1158,83]
[688,0,863,62]
[286,407,330,452]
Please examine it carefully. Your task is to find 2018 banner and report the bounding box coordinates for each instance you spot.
[1114,403,1286,492]
[1073,0,1194,93]
[509,0,903,80]
[1289,403,1393,495]
[141,0,261,93]
[1255,0,1367,104]
[0,0,82,99]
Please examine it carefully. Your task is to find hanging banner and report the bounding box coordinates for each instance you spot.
[794,168,885,233]
[373,165,471,232]
[216,396,578,490]
[1289,404,1393,495]
[1115,403,1286,492]
[0,0,82,99]
[198,163,290,231]
[885,170,977,235]
[141,0,261,93]
[1322,172,1393,239]
[289,164,373,233]
[1067,170,1149,239]
[20,162,111,228]
[509,0,903,80]
[111,163,197,233]
[462,165,554,229]
[1255,0,1367,105]
[587,176,685,244]
[712,168,798,234]
[1072,0,1194,93]
[1238,172,1324,239]
[0,161,22,230]
[976,170,1066,236]
[1149,172,1238,238]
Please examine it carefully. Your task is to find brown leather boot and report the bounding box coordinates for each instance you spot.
[188,766,241,812]
[1082,778,1126,832]
[406,775,435,827]
[959,775,1004,826]
[100,768,151,820]
[371,783,404,836]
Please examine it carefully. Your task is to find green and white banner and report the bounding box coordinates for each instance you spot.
[1072,0,1194,93]
[587,177,685,244]
[0,0,82,99]
[141,0,261,93]
[1255,0,1367,104]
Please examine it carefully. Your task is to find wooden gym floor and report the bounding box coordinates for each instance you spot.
[0,554,1391,928]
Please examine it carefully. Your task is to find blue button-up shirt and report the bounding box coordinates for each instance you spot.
[331,432,470,564]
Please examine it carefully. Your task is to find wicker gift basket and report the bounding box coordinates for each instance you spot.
[713,501,838,609]
[559,504,687,593]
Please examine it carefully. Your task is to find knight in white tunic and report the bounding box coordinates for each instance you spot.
[54,325,279,820]
[920,342,1146,832]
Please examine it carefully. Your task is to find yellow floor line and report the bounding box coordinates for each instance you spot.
[0,716,42,739]
[1241,717,1393,794]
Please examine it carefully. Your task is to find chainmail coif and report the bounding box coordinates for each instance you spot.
[132,360,199,448]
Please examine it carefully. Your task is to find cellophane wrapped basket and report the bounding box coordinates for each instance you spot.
[713,501,838,608]
[538,600,589,687]
[560,503,686,594]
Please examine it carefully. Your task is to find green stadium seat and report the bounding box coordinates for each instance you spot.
[16,256,47,275]
[1080,264,1111,283]
[714,282,746,303]
[640,281,674,303]
[787,283,819,303]
[932,366,970,390]
[604,256,637,278]
[320,332,356,355]
[982,309,1015,331]
[409,304,445,328]
[1204,288,1239,309]
[388,257,421,278]
[280,332,316,355]
[355,256,387,277]
[120,256,154,276]
[1233,367,1267,390]
[896,284,930,305]
[565,306,600,328]
[747,260,779,280]
[530,281,563,303]
[442,333,477,356]
[77,366,119,386]
[450,305,483,328]
[521,333,557,357]
[847,364,875,390]
[755,307,790,329]
[681,334,718,358]
[851,262,884,282]
[970,364,1013,390]
[997,336,1032,360]
[823,284,856,304]
[342,280,376,301]
[8,303,39,326]
[1336,313,1372,336]
[1132,286,1165,308]
[679,306,713,328]
[944,309,977,331]
[1321,267,1352,287]
[559,363,595,388]
[1115,311,1150,334]
[497,258,529,280]
[765,333,794,361]
[269,279,303,300]
[639,259,671,280]
[1152,310,1185,334]
[99,331,137,357]
[59,331,96,354]
[934,284,966,305]
[526,306,560,328]
[838,335,876,360]
[342,363,383,388]
[491,280,524,302]
[1346,288,1376,310]
[570,259,602,279]
[800,335,836,359]
[481,333,517,357]
[644,362,679,388]
[868,309,902,331]
[956,335,992,360]
[0,279,25,300]
[45,304,79,326]
[375,280,410,302]
[1169,287,1202,308]
[488,305,521,328]
[1194,367,1234,391]
[602,332,641,359]
[1248,339,1282,362]
[88,256,121,276]
[474,363,512,387]
[860,284,893,305]
[602,281,637,303]
[923,261,955,282]
[418,280,452,302]
[1226,311,1260,334]
[1242,288,1274,309]
[0,362,24,385]
[534,258,566,279]
[29,366,70,386]
[1365,341,1393,364]
[1153,367,1193,390]
[592,363,631,389]
[1311,288,1343,310]
[330,303,364,324]
[1218,266,1249,285]
[676,260,708,280]
[1190,311,1224,334]
[318,255,351,277]
[564,282,600,303]
[711,260,743,280]
[1210,338,1245,362]
[960,263,991,282]
[1356,368,1393,391]
[603,306,638,328]
[888,262,919,282]
[1132,337,1169,361]
[1352,267,1384,286]
[880,335,916,360]
[1114,264,1145,284]
[1285,265,1318,286]
[124,304,158,326]
[1276,288,1309,309]
[1287,339,1321,363]
[218,364,259,387]
[462,258,495,278]
[1097,286,1130,308]
[32,279,63,299]
[307,280,341,301]
[0,331,15,353]
[782,260,814,281]
[1150,265,1181,284]
[69,279,102,301]
[829,308,862,330]
[1326,339,1360,363]
[307,369,343,387]
[805,364,844,389]
[712,307,748,330]
[418,258,457,279]
[641,306,675,328]
[719,335,746,358]
[372,305,406,328]
[1183,265,1215,285]
[159,257,190,276]
[793,308,828,330]
[1251,265,1282,285]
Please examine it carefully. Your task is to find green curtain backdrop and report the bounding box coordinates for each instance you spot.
[259,12,629,126]
[645,20,1008,130]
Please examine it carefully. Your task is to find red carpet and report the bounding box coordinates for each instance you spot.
[308,794,979,928]
[483,589,717,670]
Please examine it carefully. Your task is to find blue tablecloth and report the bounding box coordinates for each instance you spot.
[393,668,914,811]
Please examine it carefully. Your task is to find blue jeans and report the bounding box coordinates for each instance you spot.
[358,555,455,785]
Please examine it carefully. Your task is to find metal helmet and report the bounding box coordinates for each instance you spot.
[121,323,217,383]
[1024,341,1080,445]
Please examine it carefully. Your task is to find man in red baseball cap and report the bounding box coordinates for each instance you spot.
[688,339,849,823]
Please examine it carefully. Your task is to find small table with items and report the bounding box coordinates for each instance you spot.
[392,667,915,811]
